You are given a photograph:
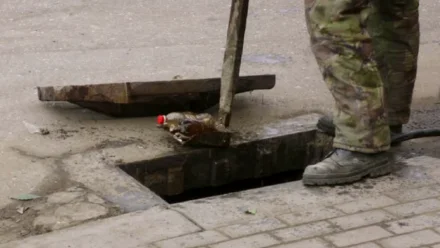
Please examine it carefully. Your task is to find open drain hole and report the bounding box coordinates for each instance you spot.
[118,130,332,204]
[160,169,304,204]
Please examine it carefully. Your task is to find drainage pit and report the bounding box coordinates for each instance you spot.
[119,119,332,204]
[157,170,306,204]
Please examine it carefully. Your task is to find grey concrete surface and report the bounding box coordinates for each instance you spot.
[0,0,439,217]
[0,185,121,244]
[0,206,202,248]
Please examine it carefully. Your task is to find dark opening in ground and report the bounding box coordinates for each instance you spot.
[118,129,332,204]
[161,169,305,204]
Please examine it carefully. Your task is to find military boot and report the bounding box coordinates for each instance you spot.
[302,149,391,186]
[317,116,403,143]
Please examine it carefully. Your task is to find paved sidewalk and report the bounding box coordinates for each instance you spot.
[3,150,440,248]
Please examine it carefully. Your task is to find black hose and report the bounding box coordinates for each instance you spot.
[391,129,440,146]
[316,116,440,146]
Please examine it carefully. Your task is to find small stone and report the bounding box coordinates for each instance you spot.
[40,128,50,135]
[66,186,85,192]
[20,229,31,236]
[86,193,106,205]
[47,191,84,204]
[33,215,59,231]
[16,206,29,214]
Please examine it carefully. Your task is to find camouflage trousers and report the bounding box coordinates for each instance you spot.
[305,0,420,153]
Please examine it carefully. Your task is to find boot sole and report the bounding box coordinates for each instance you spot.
[302,161,391,186]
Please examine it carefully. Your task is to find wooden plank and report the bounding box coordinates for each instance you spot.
[37,75,274,103]
[217,0,250,128]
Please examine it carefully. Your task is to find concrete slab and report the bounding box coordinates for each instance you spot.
[0,186,121,244]
[0,206,201,248]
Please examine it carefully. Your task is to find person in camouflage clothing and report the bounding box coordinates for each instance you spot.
[302,0,420,185]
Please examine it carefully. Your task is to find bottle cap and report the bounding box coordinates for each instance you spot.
[157,115,165,125]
